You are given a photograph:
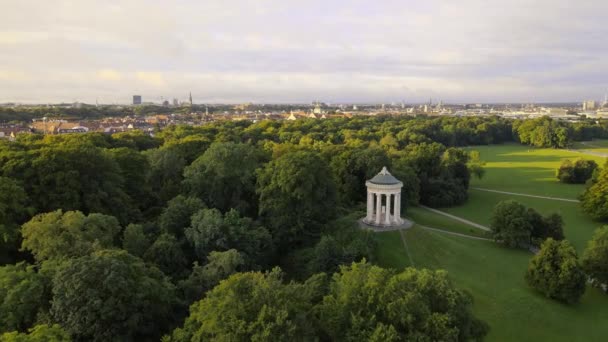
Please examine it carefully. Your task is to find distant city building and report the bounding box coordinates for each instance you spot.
[583,100,596,111]
[133,95,142,105]
[189,92,193,106]
[173,98,179,107]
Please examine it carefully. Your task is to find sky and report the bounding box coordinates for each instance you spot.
[1,0,607,104]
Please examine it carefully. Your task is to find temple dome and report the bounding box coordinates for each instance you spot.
[368,166,401,185]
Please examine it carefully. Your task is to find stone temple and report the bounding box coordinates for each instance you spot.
[361,167,412,230]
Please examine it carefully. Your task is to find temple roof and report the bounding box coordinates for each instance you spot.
[368,166,401,185]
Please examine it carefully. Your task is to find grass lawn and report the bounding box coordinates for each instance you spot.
[374,227,608,342]
[467,144,606,199]
[373,143,608,341]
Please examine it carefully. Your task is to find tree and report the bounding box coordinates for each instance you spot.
[557,159,598,184]
[0,324,69,342]
[21,210,121,261]
[185,209,273,267]
[122,223,150,258]
[167,269,326,341]
[490,201,532,248]
[178,249,245,304]
[144,233,188,279]
[0,263,47,333]
[0,177,30,264]
[26,144,132,224]
[525,239,586,304]
[581,226,608,288]
[144,147,187,203]
[51,250,176,341]
[182,142,265,216]
[316,261,488,341]
[257,151,337,246]
[329,146,390,204]
[580,162,608,220]
[108,147,155,216]
[159,196,205,238]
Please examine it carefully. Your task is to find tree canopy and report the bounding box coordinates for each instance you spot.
[50,250,177,341]
[525,239,586,304]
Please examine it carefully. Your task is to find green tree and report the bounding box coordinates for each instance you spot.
[51,250,176,341]
[144,147,187,203]
[557,159,598,184]
[0,263,47,333]
[581,226,608,288]
[108,147,155,216]
[178,249,245,304]
[167,269,326,341]
[0,324,69,342]
[257,151,337,246]
[490,200,532,248]
[525,239,586,304]
[329,146,390,204]
[0,177,30,264]
[26,144,132,224]
[159,196,205,238]
[122,223,150,258]
[21,210,121,261]
[580,162,608,220]
[182,142,265,216]
[185,209,273,266]
[144,233,188,279]
[317,261,488,341]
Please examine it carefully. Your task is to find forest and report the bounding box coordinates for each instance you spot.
[2,115,608,341]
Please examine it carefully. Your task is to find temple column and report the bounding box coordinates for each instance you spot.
[366,191,373,221]
[385,193,392,225]
[395,192,401,223]
[375,192,382,225]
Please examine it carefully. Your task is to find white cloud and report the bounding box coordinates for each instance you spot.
[96,69,123,81]
[0,0,607,103]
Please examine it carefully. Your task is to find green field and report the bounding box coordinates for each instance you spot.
[375,143,608,341]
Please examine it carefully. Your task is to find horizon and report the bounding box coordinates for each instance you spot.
[1,0,607,103]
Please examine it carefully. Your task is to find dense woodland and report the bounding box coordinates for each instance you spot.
[2,115,608,341]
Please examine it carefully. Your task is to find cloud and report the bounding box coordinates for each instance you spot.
[135,72,166,87]
[96,69,123,81]
[0,0,607,103]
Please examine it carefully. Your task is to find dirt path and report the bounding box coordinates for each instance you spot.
[471,187,580,203]
[398,229,415,266]
[419,205,491,231]
[418,225,493,241]
[568,148,608,158]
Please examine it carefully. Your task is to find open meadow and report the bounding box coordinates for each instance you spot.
[375,143,608,341]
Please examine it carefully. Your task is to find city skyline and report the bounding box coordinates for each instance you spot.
[1,0,608,104]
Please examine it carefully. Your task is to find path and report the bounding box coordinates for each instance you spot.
[398,229,415,266]
[567,148,608,158]
[419,205,491,231]
[471,187,580,203]
[418,225,493,241]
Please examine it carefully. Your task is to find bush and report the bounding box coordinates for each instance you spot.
[557,159,598,184]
